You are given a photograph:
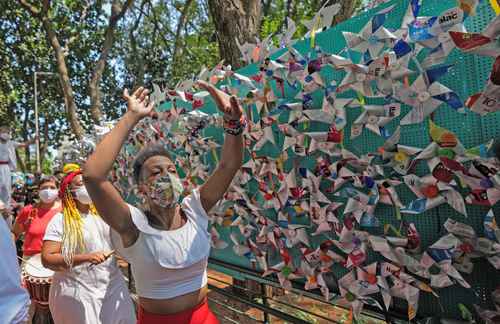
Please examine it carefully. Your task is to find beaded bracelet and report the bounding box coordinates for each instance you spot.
[223,115,246,136]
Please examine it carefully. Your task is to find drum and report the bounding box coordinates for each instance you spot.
[22,254,54,307]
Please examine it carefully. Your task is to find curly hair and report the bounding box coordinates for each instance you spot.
[132,143,173,184]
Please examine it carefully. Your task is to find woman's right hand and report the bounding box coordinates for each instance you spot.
[123,87,155,120]
[85,251,113,265]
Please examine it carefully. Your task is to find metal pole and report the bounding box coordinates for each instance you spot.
[34,72,41,173]
[33,71,57,174]
[261,283,270,324]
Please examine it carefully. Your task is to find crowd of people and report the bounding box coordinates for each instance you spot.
[0,82,244,324]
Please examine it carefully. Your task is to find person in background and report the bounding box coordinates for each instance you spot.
[84,83,243,324]
[1,199,15,230]
[53,169,64,183]
[11,177,27,212]
[0,126,36,209]
[41,164,135,324]
[23,173,39,206]
[0,203,31,324]
[10,180,27,255]
[12,175,61,261]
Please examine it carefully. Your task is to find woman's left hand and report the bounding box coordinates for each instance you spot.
[196,80,243,120]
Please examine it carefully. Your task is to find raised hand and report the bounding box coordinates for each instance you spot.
[196,80,243,121]
[123,87,155,119]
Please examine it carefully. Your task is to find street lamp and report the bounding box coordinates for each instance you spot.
[34,71,58,173]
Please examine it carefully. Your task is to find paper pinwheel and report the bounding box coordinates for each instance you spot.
[343,5,397,61]
[302,3,341,46]
[395,65,463,125]
[350,102,401,139]
[369,43,416,95]
[450,14,500,115]
[300,260,332,301]
[235,34,275,65]
[262,249,303,291]
[337,269,384,319]
[414,120,466,165]
[402,174,467,216]
[420,232,471,288]
[380,126,421,175]
[338,62,380,97]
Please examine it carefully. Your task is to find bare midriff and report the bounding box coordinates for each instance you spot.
[138,285,208,314]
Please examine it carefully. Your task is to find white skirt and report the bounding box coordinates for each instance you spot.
[0,164,11,208]
[49,272,136,324]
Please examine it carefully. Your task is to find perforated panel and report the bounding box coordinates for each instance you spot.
[207,0,500,320]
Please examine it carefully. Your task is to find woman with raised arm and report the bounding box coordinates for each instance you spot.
[83,82,244,324]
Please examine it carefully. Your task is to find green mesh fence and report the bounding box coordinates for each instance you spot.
[198,0,500,320]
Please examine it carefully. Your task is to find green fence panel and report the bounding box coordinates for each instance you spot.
[193,0,500,320]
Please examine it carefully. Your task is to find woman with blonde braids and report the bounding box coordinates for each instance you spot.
[41,164,135,324]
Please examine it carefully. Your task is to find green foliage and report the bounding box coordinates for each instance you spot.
[1,0,373,173]
[259,0,365,48]
[0,0,125,171]
[118,0,220,88]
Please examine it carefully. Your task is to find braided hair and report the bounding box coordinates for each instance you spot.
[58,164,97,268]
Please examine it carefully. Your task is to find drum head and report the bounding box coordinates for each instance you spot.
[23,254,54,278]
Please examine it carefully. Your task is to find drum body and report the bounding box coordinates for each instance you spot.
[22,254,54,307]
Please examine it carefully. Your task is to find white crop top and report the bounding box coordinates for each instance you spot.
[111,188,211,299]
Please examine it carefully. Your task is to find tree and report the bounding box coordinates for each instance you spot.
[122,0,220,88]
[322,0,362,26]
[18,0,133,137]
[2,0,220,171]
[1,0,371,172]
[0,1,68,171]
[260,0,366,38]
[89,0,134,123]
[207,0,262,69]
[196,0,366,79]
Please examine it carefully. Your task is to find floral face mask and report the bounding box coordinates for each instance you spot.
[146,173,184,208]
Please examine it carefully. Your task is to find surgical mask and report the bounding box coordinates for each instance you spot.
[146,173,183,208]
[0,132,10,141]
[73,186,92,205]
[39,189,58,203]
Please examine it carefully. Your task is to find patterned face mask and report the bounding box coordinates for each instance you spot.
[146,173,184,208]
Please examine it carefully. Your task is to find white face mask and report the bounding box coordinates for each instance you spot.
[39,188,58,203]
[0,133,10,141]
[74,186,92,205]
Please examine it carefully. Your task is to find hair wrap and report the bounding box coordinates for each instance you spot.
[58,164,97,268]
[58,169,81,199]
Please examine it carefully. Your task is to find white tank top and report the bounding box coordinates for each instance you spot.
[111,188,211,299]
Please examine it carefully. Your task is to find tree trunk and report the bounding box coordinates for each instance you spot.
[19,0,132,137]
[207,0,261,69]
[42,17,85,139]
[18,0,85,139]
[129,0,147,86]
[21,104,31,172]
[172,0,195,77]
[39,112,50,166]
[89,0,134,124]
